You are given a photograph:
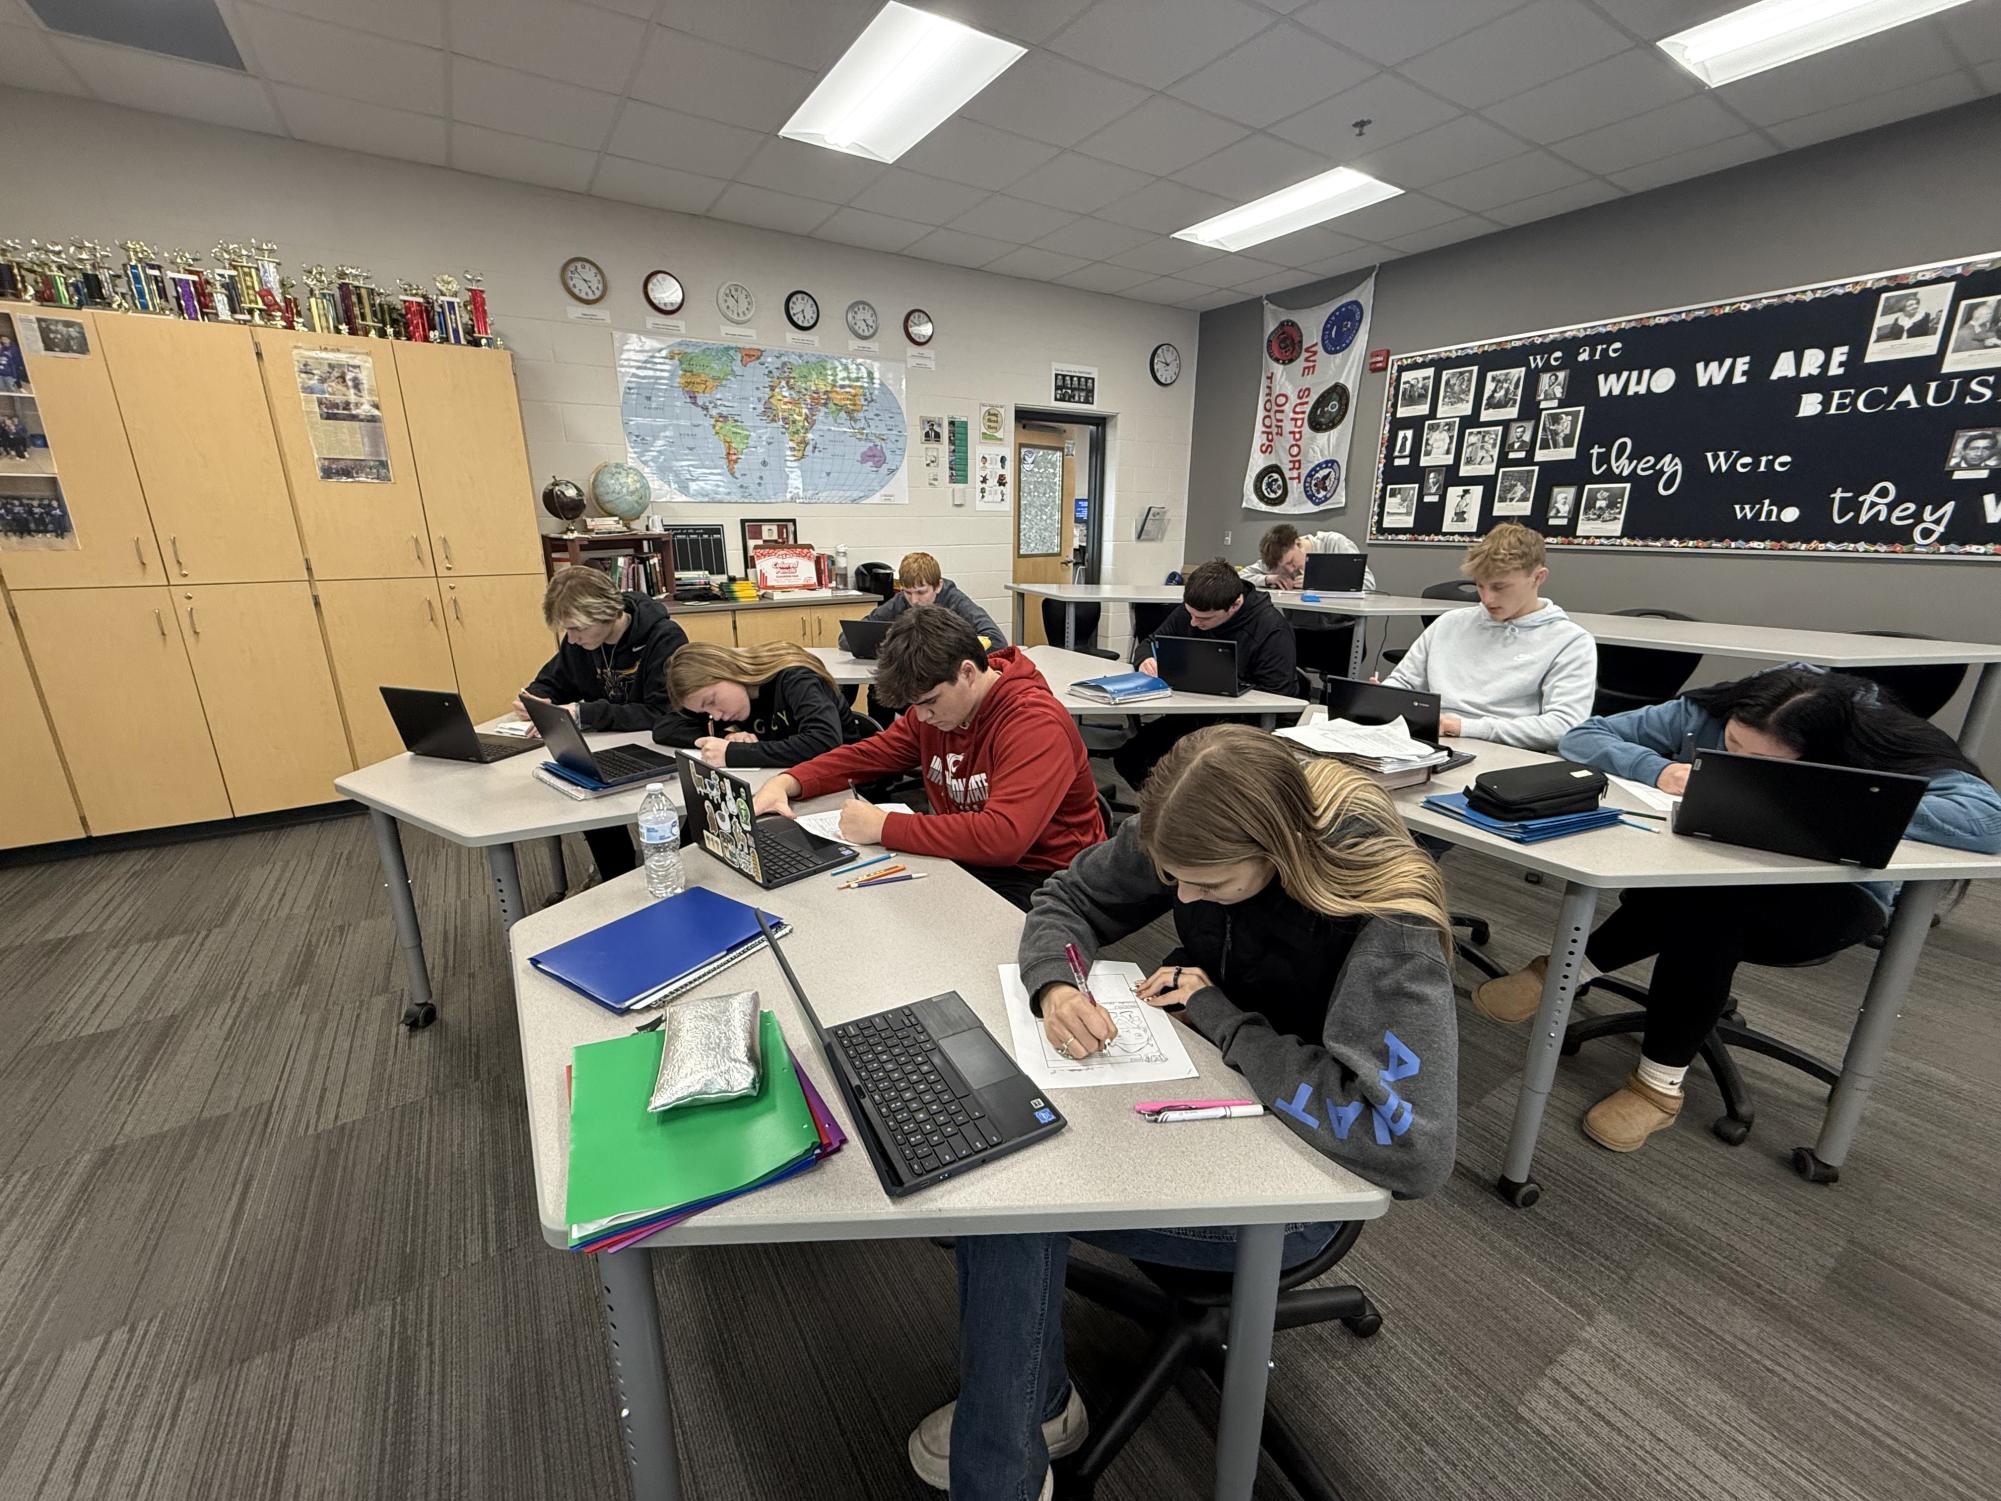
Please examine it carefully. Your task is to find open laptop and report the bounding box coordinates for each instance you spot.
[841,617,892,659]
[1320,675,1442,743]
[380,686,537,763]
[1302,551,1369,592]
[675,753,855,888]
[1152,635,1243,697]
[754,909,1065,1197]
[522,695,678,786]
[1675,750,1928,867]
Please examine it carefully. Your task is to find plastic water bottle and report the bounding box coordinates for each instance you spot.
[835,543,850,590]
[638,783,684,899]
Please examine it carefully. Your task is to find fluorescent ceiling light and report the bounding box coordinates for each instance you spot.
[1174,167,1402,253]
[780,2,1026,163]
[1658,0,1976,87]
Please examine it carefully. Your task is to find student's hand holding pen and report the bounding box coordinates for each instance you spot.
[1041,985,1118,1058]
[837,787,889,845]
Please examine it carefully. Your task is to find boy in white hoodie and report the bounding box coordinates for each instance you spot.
[1382,523,1596,750]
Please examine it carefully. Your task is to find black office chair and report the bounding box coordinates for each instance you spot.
[1593,607,1703,717]
[1836,630,1968,722]
[1291,617,1358,698]
[1044,599,1118,657]
[1129,601,1176,644]
[1058,1220,1380,1501]
[853,561,895,601]
[1380,578,1480,668]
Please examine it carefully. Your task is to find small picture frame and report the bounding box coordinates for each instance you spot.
[739,517,798,570]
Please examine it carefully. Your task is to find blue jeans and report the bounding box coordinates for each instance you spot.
[947,1224,1336,1501]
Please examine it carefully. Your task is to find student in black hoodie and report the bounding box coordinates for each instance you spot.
[655,641,872,766]
[1110,559,1297,790]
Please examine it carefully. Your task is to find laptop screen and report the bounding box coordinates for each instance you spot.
[1152,636,1238,694]
[1320,675,1442,743]
[679,756,767,884]
[1302,552,1367,591]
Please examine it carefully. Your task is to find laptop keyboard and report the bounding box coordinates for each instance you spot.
[594,744,672,778]
[756,835,831,882]
[832,1007,1003,1178]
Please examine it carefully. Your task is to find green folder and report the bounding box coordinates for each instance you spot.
[566,1010,822,1245]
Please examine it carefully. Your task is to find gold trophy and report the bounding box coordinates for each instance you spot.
[122,239,166,312]
[0,238,28,302]
[301,264,340,335]
[166,249,208,321]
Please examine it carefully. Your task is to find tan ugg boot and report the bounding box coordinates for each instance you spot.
[1473,955,1548,1023]
[1582,1074,1684,1152]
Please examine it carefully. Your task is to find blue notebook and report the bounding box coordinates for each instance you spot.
[1071,671,1172,704]
[1421,791,1624,844]
[529,886,788,1013]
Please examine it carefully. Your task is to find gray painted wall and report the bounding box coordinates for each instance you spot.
[1184,96,2001,726]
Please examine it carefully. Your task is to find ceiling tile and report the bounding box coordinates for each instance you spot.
[1032,215,1157,260]
[1006,152,1153,213]
[1176,254,1288,289]
[236,4,445,113]
[272,84,449,165]
[605,100,763,177]
[591,155,730,214]
[1400,0,1632,110]
[1292,0,1523,65]
[847,168,994,225]
[707,182,841,235]
[1269,70,1460,156]
[1120,275,1211,306]
[959,48,1151,148]
[1166,23,1377,128]
[982,245,1091,282]
[734,137,888,204]
[1235,269,1318,298]
[451,57,619,150]
[586,0,660,15]
[257,0,444,48]
[903,227,1015,268]
[0,20,85,95]
[629,29,817,131]
[1766,71,1980,150]
[1714,23,1964,126]
[1108,237,1225,276]
[1318,190,1460,240]
[1348,114,1524,188]
[1429,149,1586,213]
[921,0,1097,46]
[896,118,1059,190]
[1586,1,1742,41]
[1385,214,1499,254]
[948,194,1079,243]
[1296,246,1385,280]
[1181,288,1248,310]
[1977,59,2001,91]
[1942,8,2001,64]
[1549,93,1741,174]
[1246,224,1371,269]
[1483,45,1698,144]
[810,206,936,252]
[451,123,596,190]
[654,0,877,70]
[1095,177,1236,233]
[1056,262,1158,293]
[1171,133,1329,200]
[50,38,285,134]
[1046,0,1273,90]
[1606,132,1774,194]
[1075,95,1248,175]
[449,0,648,90]
[1484,177,1623,227]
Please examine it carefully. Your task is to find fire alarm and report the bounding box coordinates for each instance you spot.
[1368,348,1391,372]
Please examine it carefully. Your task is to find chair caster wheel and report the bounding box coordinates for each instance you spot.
[1559,1036,1582,1057]
[1342,1309,1383,1339]
[402,1001,437,1030]
[1497,1175,1541,1208]
[1711,1116,1752,1146]
[1466,920,1491,946]
[1791,1147,1839,1184]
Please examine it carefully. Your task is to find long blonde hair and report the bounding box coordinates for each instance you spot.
[1137,724,1450,947]
[667,640,835,705]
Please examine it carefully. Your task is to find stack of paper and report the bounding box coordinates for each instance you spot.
[1277,715,1450,786]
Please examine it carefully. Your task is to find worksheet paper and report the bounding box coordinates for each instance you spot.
[999,960,1198,1091]
[1606,775,1678,813]
[795,803,911,846]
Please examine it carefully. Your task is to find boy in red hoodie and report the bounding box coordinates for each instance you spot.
[751,606,1104,909]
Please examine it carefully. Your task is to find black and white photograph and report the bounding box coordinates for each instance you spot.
[0,394,54,475]
[1494,466,1537,516]
[1422,466,1446,499]
[21,315,89,358]
[1420,416,1459,465]
[1863,283,1952,363]
[1382,484,1418,528]
[1946,426,1999,472]
[1536,369,1568,406]
[920,415,943,444]
[1576,482,1630,537]
[1436,365,1477,418]
[1460,425,1501,476]
[1546,485,1577,526]
[1444,484,1482,533]
[1504,419,1535,457]
[1392,426,1413,464]
[0,313,30,394]
[1480,365,1524,420]
[1396,367,1435,418]
[1535,406,1583,460]
[1941,296,2001,373]
[0,476,78,551]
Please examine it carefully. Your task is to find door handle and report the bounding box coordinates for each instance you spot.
[134,536,147,572]
[170,535,186,576]
[440,535,455,569]
[425,596,436,625]
[411,533,423,562]
[186,605,200,637]
[154,608,166,639]
[452,596,464,624]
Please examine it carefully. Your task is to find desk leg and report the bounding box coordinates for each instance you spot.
[1064,602,1078,651]
[1347,624,1365,678]
[1214,1222,1283,1501]
[369,809,436,1031]
[541,834,565,896]
[487,843,527,930]
[1497,881,1600,1209]
[1961,662,2000,760]
[1796,879,1944,1185]
[597,1249,681,1501]
[1012,592,1026,650]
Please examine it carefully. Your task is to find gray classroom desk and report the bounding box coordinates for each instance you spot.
[510,806,1387,1501]
[1385,735,2001,1206]
[1006,581,1182,650]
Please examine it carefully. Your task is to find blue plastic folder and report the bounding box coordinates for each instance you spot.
[1421,791,1625,843]
[1070,672,1172,704]
[529,886,787,1012]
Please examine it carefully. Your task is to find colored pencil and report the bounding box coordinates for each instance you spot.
[830,852,893,879]
[854,873,926,889]
[841,864,908,889]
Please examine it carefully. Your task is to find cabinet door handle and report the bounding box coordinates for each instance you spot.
[154,608,166,639]
[412,533,423,562]
[452,596,464,624]
[134,536,147,572]
[440,535,456,569]
[187,605,200,637]
[425,596,436,625]
[170,535,186,576]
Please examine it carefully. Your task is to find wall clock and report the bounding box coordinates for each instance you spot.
[717,280,755,324]
[643,269,684,315]
[1150,342,1181,387]
[845,299,878,339]
[903,308,934,346]
[784,289,820,331]
[560,256,606,305]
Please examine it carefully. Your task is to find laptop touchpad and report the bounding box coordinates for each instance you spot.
[939,1031,1019,1089]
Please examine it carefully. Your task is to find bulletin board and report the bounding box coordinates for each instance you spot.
[1367,251,2001,559]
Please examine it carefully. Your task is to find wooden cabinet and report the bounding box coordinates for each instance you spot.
[734,604,814,647]
[14,586,231,834]
[441,574,554,721]
[0,592,85,848]
[673,608,738,646]
[318,577,457,767]
[172,583,353,814]
[253,327,432,580]
[804,605,859,646]
[93,315,305,583]
[680,602,868,649]
[0,304,163,589]
[395,342,542,577]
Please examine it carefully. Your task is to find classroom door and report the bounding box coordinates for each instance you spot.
[318,577,458,767]
[1011,419,1077,648]
[440,574,556,721]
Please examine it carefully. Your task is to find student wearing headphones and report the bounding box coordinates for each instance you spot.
[654,641,873,767]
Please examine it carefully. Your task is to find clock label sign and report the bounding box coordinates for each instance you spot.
[908,349,935,370]
[786,331,821,349]
[718,325,757,343]
[646,317,686,333]
[848,339,880,354]
[567,307,610,324]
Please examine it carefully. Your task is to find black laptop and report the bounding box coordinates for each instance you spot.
[380,686,537,762]
[1675,750,1929,867]
[754,910,1065,1197]
[1302,551,1368,592]
[522,695,678,786]
[1152,635,1243,697]
[675,753,855,888]
[1320,675,1442,743]
[841,617,893,659]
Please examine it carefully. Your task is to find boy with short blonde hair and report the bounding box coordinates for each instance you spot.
[841,549,1007,649]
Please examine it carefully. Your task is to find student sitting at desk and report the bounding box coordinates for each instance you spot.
[839,549,1007,649]
[1238,521,1376,591]
[1381,522,1595,750]
[1475,664,2001,1152]
[751,607,1101,910]
[908,725,1456,1501]
[1112,559,1298,790]
[653,641,872,768]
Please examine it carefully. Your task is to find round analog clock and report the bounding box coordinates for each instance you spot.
[845,298,878,340]
[903,308,934,346]
[642,269,684,315]
[560,256,606,305]
[784,289,820,331]
[1149,342,1182,387]
[716,280,755,324]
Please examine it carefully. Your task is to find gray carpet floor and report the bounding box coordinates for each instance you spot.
[0,813,1995,1501]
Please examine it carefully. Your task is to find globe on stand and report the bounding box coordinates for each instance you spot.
[541,475,587,534]
[589,461,652,524]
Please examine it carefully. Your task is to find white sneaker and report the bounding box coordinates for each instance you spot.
[907,1386,1088,1490]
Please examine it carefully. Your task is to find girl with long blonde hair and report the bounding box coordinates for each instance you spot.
[653,640,869,768]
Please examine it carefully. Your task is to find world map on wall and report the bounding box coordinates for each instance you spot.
[617,337,908,505]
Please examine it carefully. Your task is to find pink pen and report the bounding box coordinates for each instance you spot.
[1064,942,1099,1006]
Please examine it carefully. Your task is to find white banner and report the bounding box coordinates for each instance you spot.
[1242,277,1374,514]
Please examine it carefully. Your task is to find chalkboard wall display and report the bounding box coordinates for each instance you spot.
[1368,252,2001,560]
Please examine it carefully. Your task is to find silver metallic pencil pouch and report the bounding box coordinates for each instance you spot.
[648,990,763,1111]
